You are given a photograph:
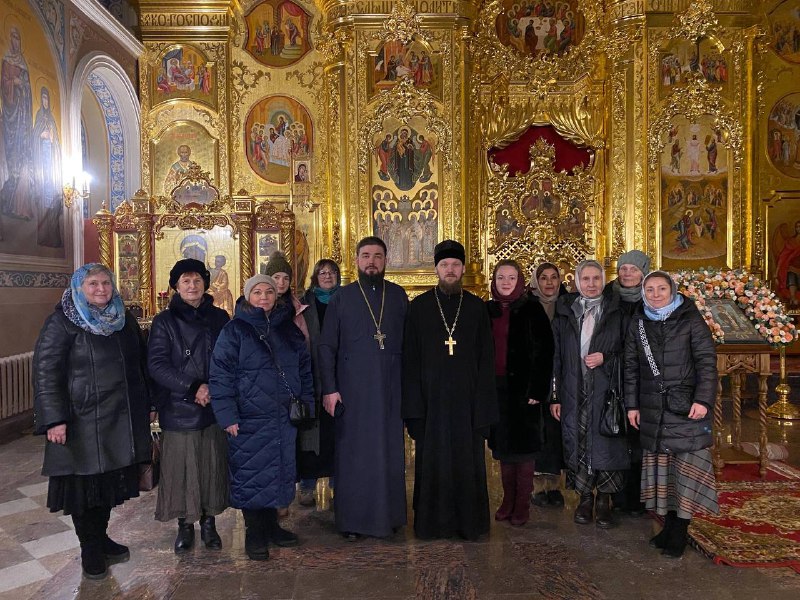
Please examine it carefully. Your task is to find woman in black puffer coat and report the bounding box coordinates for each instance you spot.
[624,271,719,559]
[148,259,230,554]
[551,260,629,529]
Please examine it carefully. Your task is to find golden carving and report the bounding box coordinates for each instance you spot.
[358,78,452,173]
[675,0,718,41]
[379,0,423,46]
[255,201,282,230]
[136,216,154,317]
[92,204,114,269]
[487,138,596,280]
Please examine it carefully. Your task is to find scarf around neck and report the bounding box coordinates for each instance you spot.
[63,265,126,336]
[612,278,643,303]
[313,284,339,305]
[643,292,684,321]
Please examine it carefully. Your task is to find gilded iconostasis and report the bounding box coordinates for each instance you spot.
[4,0,800,351]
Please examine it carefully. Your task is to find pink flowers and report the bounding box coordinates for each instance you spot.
[674,268,796,345]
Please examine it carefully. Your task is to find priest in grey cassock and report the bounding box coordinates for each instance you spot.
[319,236,408,540]
[402,240,498,540]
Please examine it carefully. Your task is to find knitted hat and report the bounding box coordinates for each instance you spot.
[617,250,650,276]
[169,258,210,290]
[243,274,277,300]
[263,251,292,281]
[434,240,466,265]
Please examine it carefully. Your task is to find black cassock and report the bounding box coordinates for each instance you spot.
[318,278,408,537]
[402,287,498,540]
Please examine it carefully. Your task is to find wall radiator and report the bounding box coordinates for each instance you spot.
[0,352,34,420]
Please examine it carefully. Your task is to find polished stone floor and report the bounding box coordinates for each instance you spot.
[1,395,799,599]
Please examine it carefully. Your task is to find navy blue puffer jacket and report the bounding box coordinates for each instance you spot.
[210,298,314,509]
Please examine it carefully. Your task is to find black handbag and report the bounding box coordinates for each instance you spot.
[253,324,311,426]
[638,319,692,417]
[599,356,626,437]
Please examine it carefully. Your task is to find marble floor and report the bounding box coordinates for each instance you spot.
[1,399,799,599]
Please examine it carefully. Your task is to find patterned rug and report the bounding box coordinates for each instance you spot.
[689,461,800,572]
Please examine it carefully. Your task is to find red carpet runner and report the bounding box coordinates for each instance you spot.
[688,461,800,572]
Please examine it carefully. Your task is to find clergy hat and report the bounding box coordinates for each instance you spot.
[263,251,293,281]
[434,240,465,266]
[169,259,210,290]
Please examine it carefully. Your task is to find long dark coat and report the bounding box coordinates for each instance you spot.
[210,299,314,509]
[486,295,554,457]
[147,293,229,431]
[624,296,717,454]
[403,289,498,540]
[318,279,408,537]
[297,288,335,479]
[34,308,151,476]
[552,291,630,473]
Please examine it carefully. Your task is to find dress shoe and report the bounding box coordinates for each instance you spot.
[200,515,222,550]
[595,493,615,529]
[174,518,195,554]
[573,492,594,524]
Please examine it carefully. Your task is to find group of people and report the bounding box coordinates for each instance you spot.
[33,239,719,581]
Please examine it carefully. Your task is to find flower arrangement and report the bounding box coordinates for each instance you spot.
[673,269,796,345]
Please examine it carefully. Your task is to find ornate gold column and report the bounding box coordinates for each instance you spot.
[232,196,254,294]
[91,204,115,270]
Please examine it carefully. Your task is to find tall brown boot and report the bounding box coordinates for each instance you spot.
[511,462,535,526]
[573,492,594,525]
[495,463,517,521]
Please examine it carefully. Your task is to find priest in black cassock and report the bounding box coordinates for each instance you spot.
[318,236,408,540]
[402,240,498,541]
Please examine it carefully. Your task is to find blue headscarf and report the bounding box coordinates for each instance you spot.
[642,270,684,321]
[62,263,126,336]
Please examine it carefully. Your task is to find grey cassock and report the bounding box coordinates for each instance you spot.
[318,278,408,537]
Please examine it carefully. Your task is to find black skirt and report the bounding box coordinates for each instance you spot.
[47,465,140,516]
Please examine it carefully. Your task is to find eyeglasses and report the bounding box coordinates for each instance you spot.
[318,270,337,277]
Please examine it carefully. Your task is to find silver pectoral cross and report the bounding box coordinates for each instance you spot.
[374,330,386,350]
[444,336,456,356]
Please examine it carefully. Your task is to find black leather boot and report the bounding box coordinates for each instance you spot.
[573,492,594,524]
[200,515,222,550]
[595,493,615,529]
[650,511,676,549]
[662,517,690,558]
[98,508,129,564]
[243,509,269,560]
[174,518,195,554]
[73,509,107,580]
[266,507,299,547]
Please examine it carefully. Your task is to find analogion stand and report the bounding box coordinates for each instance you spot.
[712,344,771,478]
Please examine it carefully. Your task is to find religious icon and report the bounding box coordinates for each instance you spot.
[370,39,441,98]
[659,37,728,97]
[245,95,313,184]
[770,2,800,64]
[373,125,435,192]
[151,45,216,109]
[705,299,765,343]
[767,93,800,179]
[208,254,235,316]
[244,0,311,68]
[660,118,728,269]
[494,0,584,58]
[152,121,218,197]
[372,185,439,270]
[770,206,800,311]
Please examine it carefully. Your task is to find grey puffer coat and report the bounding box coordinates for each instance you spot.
[623,296,717,454]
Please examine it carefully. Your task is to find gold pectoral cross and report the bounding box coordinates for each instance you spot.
[444,336,456,356]
[374,330,386,350]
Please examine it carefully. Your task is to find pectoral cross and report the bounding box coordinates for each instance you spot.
[374,330,386,350]
[444,336,456,356]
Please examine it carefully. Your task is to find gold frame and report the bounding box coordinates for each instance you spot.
[763,190,800,316]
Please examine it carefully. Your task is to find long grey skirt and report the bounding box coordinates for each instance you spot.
[155,424,229,523]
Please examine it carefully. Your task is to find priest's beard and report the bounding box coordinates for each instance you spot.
[437,277,463,296]
[358,267,385,288]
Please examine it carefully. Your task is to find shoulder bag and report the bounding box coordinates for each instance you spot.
[253,325,310,426]
[599,354,626,437]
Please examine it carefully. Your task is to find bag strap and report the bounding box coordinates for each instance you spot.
[637,319,665,391]
[167,309,205,378]
[250,322,296,400]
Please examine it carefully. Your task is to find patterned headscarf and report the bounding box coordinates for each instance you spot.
[62,263,126,336]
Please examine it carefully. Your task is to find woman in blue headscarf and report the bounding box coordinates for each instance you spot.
[624,270,718,559]
[33,263,151,580]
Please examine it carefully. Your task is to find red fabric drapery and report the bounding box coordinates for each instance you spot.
[488,125,593,175]
[280,1,305,17]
